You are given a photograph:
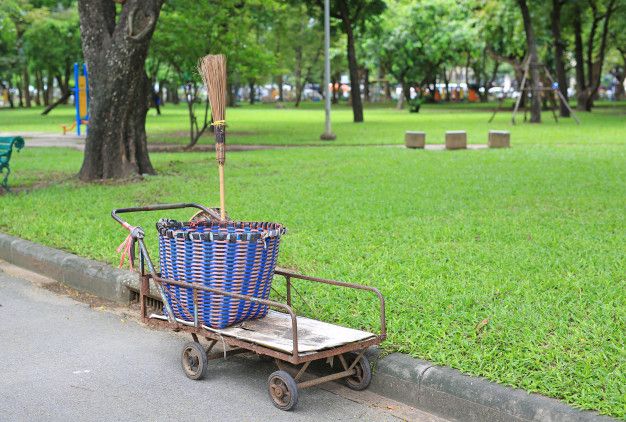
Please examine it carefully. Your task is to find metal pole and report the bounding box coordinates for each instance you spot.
[320,0,336,140]
[74,63,80,136]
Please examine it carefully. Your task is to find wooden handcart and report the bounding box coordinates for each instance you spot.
[112,203,386,411]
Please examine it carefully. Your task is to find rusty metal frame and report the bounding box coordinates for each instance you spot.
[113,203,386,384]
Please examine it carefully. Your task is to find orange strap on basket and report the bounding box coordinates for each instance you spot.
[116,223,137,270]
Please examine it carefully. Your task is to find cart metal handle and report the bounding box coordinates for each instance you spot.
[111,203,222,230]
[275,267,387,340]
[111,203,222,324]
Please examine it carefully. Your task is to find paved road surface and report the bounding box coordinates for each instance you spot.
[0,263,443,422]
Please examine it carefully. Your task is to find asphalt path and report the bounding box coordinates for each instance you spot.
[0,264,443,422]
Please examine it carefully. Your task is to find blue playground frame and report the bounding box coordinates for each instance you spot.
[74,63,89,136]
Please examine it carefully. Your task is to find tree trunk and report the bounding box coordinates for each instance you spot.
[575,0,616,111]
[614,50,626,100]
[615,75,625,100]
[34,70,42,106]
[573,6,586,110]
[77,0,161,180]
[585,0,615,111]
[41,91,71,115]
[158,80,165,106]
[41,75,72,116]
[46,70,55,105]
[338,0,363,122]
[551,0,569,117]
[185,93,210,150]
[22,67,31,108]
[184,82,196,144]
[294,44,303,107]
[17,81,23,108]
[228,84,237,107]
[517,0,542,123]
[168,82,180,104]
[402,82,411,104]
[442,67,450,102]
[62,62,72,104]
[248,81,255,105]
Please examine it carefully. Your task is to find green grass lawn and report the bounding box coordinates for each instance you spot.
[1,103,625,418]
[1,100,625,147]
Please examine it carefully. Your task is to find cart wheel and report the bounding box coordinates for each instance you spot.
[181,341,207,380]
[268,370,298,411]
[345,353,372,391]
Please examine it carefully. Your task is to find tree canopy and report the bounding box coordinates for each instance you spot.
[1,0,624,116]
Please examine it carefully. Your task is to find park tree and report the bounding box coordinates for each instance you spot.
[550,0,570,117]
[281,3,323,107]
[376,1,468,105]
[77,0,162,180]
[23,9,82,114]
[150,1,214,148]
[572,0,619,111]
[308,0,386,122]
[0,0,32,108]
[517,0,542,123]
[481,0,527,88]
[235,9,276,105]
[607,4,626,100]
[150,0,275,147]
[0,7,19,107]
[361,18,391,102]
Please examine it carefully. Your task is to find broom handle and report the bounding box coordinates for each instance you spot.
[218,164,225,220]
[215,124,226,220]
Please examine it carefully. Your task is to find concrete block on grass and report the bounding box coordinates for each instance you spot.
[445,131,467,149]
[488,130,510,148]
[405,131,426,149]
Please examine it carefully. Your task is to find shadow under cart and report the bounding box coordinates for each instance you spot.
[112,203,386,411]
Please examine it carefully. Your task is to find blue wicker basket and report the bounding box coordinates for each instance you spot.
[156,219,286,329]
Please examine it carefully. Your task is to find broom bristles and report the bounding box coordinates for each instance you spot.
[198,54,226,122]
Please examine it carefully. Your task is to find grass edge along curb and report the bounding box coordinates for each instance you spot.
[0,232,617,422]
[364,349,616,422]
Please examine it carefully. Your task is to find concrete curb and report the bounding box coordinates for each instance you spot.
[0,232,616,422]
[364,350,614,422]
[0,233,133,303]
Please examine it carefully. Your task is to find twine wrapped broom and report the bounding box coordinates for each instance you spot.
[198,54,227,220]
[150,53,287,329]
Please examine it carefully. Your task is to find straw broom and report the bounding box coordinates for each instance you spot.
[198,54,227,221]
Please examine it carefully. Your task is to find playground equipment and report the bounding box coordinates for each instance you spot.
[62,63,89,135]
[489,56,579,125]
[1,89,9,107]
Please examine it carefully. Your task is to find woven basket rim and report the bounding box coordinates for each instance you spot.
[156,218,286,241]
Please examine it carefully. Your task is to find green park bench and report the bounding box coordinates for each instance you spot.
[0,136,25,190]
